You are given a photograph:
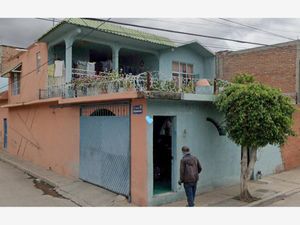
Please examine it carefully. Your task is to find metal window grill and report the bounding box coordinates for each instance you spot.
[80,102,130,117]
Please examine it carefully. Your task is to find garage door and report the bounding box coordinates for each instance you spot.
[79,102,130,196]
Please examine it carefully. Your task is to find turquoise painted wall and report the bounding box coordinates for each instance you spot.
[146,99,283,205]
[204,57,215,77]
[158,46,215,80]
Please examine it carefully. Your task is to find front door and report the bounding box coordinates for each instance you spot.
[153,116,175,195]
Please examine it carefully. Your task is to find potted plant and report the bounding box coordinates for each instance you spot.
[124,79,135,91]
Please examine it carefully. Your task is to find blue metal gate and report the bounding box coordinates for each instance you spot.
[80,103,130,196]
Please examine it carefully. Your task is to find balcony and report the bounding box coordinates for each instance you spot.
[39,69,226,100]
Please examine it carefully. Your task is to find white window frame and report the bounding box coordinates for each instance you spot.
[172,61,194,86]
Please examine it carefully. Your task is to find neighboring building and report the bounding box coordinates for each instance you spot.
[216,41,300,171]
[216,41,299,101]
[0,45,23,74]
[0,45,23,93]
[0,19,283,206]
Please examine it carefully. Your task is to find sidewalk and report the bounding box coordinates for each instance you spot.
[165,166,300,207]
[1,150,300,207]
[0,151,131,206]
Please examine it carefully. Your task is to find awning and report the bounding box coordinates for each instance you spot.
[0,63,22,77]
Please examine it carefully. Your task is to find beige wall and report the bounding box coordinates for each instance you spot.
[7,103,80,178]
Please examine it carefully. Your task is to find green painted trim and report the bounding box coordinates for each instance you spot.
[181,93,216,102]
[39,18,175,47]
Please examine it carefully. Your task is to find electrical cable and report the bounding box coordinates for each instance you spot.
[219,18,295,41]
[0,18,111,91]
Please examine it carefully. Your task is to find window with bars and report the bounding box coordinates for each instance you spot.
[12,72,20,96]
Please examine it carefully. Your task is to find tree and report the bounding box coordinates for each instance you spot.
[215,74,295,202]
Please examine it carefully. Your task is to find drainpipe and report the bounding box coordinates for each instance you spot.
[64,28,81,83]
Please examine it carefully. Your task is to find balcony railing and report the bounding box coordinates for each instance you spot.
[40,70,226,100]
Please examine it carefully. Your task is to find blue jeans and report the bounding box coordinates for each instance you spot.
[184,182,197,207]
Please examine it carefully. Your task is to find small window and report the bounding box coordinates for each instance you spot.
[12,73,20,96]
[36,52,41,73]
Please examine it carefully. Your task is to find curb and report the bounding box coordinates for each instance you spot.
[246,187,300,207]
[0,155,57,187]
[0,153,89,206]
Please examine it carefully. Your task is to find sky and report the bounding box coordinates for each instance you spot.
[1,18,300,53]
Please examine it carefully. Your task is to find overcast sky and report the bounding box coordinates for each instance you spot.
[1,18,300,52]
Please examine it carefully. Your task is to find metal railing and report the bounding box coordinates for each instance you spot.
[40,71,222,99]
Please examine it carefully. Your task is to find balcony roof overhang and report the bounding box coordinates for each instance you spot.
[0,63,22,78]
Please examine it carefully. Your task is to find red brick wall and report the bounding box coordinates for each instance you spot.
[0,46,21,73]
[281,107,300,170]
[217,43,297,94]
[217,43,300,171]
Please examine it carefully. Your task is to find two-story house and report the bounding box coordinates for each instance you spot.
[0,18,284,206]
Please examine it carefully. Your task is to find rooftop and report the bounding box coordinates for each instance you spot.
[39,18,176,47]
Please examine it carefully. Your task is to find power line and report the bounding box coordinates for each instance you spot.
[85,18,268,46]
[0,18,111,92]
[36,18,62,23]
[1,18,299,93]
[37,18,243,51]
[219,18,295,41]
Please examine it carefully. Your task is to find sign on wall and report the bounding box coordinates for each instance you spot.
[132,105,143,114]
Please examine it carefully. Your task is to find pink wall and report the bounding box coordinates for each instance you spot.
[7,103,80,178]
[9,42,48,104]
[131,98,148,205]
[0,100,8,148]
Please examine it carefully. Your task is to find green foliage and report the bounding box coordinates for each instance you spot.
[151,79,179,92]
[215,82,295,148]
[182,81,195,93]
[232,73,255,84]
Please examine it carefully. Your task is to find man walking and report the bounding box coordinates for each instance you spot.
[178,146,202,207]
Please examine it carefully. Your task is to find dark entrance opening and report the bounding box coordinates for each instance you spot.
[153,116,173,195]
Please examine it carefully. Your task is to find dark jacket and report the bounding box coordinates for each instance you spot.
[180,153,202,183]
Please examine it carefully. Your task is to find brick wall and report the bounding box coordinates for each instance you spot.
[0,45,22,73]
[216,42,300,171]
[281,106,300,170]
[216,43,297,94]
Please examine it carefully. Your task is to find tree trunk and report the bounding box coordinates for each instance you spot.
[240,146,258,202]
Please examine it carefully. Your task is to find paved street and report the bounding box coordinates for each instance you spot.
[0,160,77,206]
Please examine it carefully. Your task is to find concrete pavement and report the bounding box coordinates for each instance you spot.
[165,166,300,207]
[0,160,76,206]
[0,151,130,206]
[2,150,300,207]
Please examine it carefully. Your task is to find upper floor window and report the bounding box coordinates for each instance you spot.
[12,72,20,96]
[172,61,194,79]
[36,52,41,73]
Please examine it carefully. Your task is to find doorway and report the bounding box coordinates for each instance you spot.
[153,116,174,195]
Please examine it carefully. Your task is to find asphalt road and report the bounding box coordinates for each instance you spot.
[0,160,77,206]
